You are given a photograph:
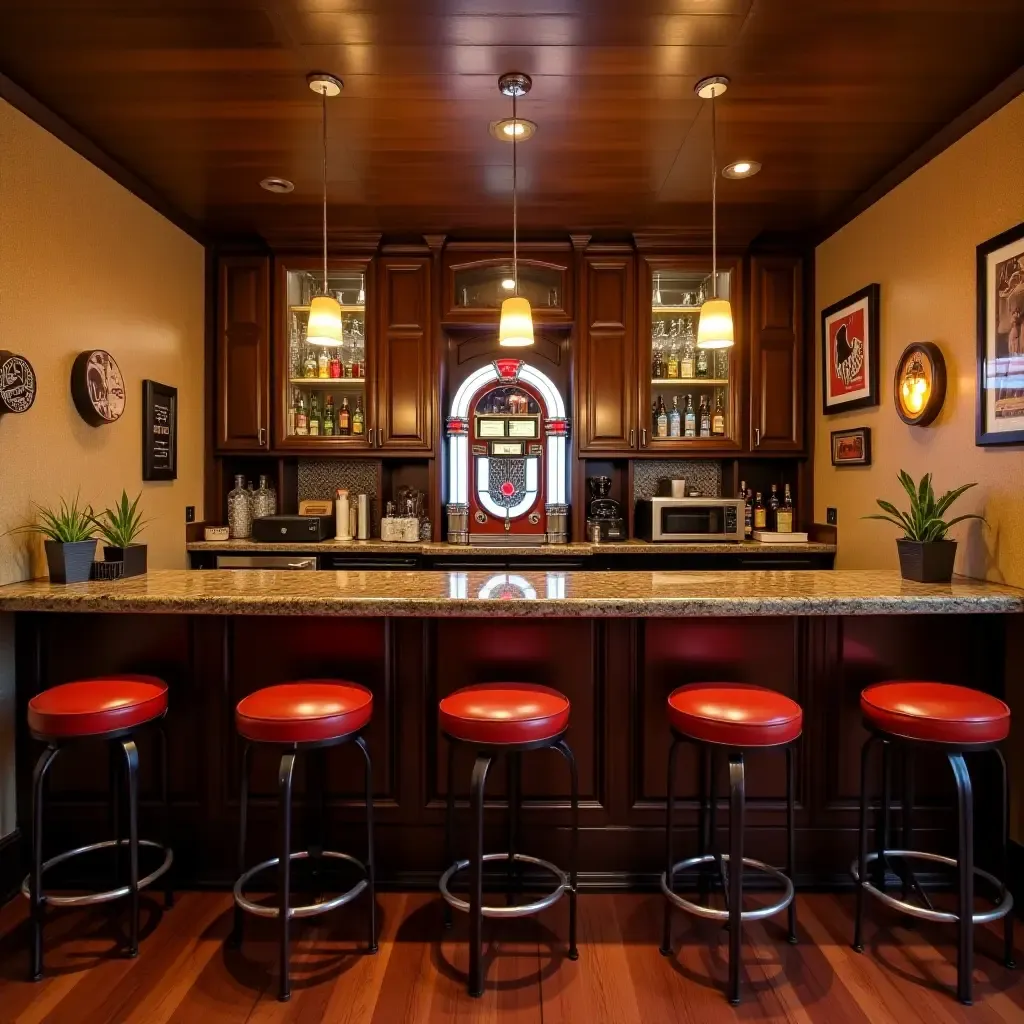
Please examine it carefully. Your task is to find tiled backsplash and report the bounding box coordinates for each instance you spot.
[632,460,722,502]
[297,459,380,533]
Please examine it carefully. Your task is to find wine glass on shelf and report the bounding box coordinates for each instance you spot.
[653,273,663,307]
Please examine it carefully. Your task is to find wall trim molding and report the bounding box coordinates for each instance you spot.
[0,71,206,246]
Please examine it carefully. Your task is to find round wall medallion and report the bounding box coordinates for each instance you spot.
[894,341,946,426]
[71,350,126,426]
[0,350,37,415]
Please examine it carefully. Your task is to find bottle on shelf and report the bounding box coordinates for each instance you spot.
[699,395,710,437]
[329,351,342,378]
[653,346,666,379]
[302,347,317,379]
[683,394,696,437]
[741,480,753,538]
[289,314,302,378]
[651,401,658,437]
[712,390,725,436]
[317,348,330,379]
[769,483,780,530]
[254,475,275,519]
[338,396,351,436]
[656,395,668,438]
[323,394,335,436]
[351,396,364,436]
[696,346,709,379]
[668,395,681,437]
[667,343,679,379]
[776,484,795,534]
[287,388,297,436]
[308,393,320,437]
[227,475,253,539]
[295,391,308,436]
[681,323,695,379]
[753,491,767,530]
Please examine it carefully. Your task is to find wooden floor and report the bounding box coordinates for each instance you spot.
[0,889,1020,1023]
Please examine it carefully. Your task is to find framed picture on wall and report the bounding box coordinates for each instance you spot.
[820,284,880,415]
[830,426,871,466]
[977,221,1024,446]
[142,380,177,481]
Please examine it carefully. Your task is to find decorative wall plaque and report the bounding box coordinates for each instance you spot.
[71,350,125,426]
[0,351,37,415]
[142,379,178,480]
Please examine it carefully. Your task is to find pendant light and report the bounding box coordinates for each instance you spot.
[498,72,534,348]
[694,75,734,350]
[306,73,344,346]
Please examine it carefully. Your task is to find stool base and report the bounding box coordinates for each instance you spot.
[234,850,368,920]
[440,851,568,919]
[661,852,794,924]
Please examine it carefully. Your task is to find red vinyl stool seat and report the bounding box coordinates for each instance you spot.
[667,683,803,747]
[439,683,570,745]
[860,681,1010,745]
[236,680,373,744]
[27,675,168,739]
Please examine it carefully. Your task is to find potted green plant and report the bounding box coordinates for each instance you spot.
[10,493,97,584]
[93,490,150,578]
[864,471,984,583]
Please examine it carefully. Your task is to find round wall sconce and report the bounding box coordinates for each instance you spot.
[894,341,946,426]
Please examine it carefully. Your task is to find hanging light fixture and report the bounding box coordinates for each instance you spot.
[694,75,734,350]
[306,73,344,346]
[497,72,534,348]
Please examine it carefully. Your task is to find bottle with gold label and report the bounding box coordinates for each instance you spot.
[308,393,320,437]
[712,390,725,435]
[318,349,330,379]
[338,396,351,436]
[666,344,679,379]
[323,394,335,436]
[776,483,795,533]
[753,491,767,530]
[352,396,365,436]
[302,348,317,379]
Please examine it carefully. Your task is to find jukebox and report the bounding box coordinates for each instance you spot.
[446,357,569,544]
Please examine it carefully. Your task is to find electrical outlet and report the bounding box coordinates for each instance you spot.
[185,506,196,523]
[826,507,838,525]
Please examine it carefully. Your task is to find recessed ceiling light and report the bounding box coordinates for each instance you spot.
[260,177,294,193]
[490,118,537,142]
[722,160,761,179]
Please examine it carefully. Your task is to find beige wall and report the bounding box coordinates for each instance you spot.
[0,98,205,837]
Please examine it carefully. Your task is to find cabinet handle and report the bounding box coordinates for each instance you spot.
[630,429,635,449]
[641,428,647,447]
[259,427,266,447]
[755,427,761,447]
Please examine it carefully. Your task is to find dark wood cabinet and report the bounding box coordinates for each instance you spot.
[750,255,804,452]
[376,256,432,451]
[216,256,270,451]
[577,252,636,452]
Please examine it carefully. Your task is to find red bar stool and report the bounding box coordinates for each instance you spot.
[439,683,578,997]
[230,680,376,1002]
[853,681,1015,1005]
[661,683,802,1005]
[24,675,174,981]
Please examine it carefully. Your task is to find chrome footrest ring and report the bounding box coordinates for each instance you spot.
[233,850,368,920]
[20,839,173,908]
[661,854,794,923]
[439,852,568,919]
[851,850,1013,925]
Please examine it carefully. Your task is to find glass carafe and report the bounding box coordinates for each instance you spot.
[227,475,253,538]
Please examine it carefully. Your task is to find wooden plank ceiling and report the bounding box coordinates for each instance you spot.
[1,0,1022,247]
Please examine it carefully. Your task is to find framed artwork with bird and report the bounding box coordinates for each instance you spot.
[821,284,880,415]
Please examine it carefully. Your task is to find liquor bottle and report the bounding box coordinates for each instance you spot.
[295,392,308,436]
[352,396,365,436]
[329,352,342,378]
[699,396,710,437]
[776,483,795,533]
[289,315,302,378]
[712,391,725,435]
[769,483,780,530]
[653,347,666,379]
[652,401,659,436]
[696,346,709,379]
[681,328,695,379]
[656,396,668,438]
[338,396,351,436]
[753,491,767,530]
[740,480,753,538]
[308,393,320,436]
[667,344,679,379]
[302,348,317,379]
[287,389,297,436]
[683,394,696,437]
[323,394,335,436]
[668,396,681,437]
[317,348,330,379]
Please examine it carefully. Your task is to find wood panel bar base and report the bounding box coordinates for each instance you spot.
[852,680,1016,1006]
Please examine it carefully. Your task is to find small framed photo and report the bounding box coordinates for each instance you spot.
[142,380,177,481]
[976,221,1024,445]
[821,284,880,415]
[831,426,871,466]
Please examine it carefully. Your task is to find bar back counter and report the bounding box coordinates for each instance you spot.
[0,568,1018,892]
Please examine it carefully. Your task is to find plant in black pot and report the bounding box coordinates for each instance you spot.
[865,471,984,583]
[10,493,97,584]
[93,490,150,578]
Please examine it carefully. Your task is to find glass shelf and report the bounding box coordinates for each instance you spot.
[290,377,366,386]
[453,262,562,310]
[650,378,729,386]
[290,304,365,314]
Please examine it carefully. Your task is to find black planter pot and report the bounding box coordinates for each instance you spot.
[896,538,957,583]
[104,543,148,578]
[44,539,96,584]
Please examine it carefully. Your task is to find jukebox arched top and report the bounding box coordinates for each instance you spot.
[446,357,569,545]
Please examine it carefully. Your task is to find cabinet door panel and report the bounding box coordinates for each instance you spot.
[750,256,803,452]
[217,256,269,450]
[578,256,635,452]
[378,258,432,451]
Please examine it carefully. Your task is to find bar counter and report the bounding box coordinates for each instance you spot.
[2,569,1018,891]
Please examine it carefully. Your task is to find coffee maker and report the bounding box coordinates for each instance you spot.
[586,476,625,541]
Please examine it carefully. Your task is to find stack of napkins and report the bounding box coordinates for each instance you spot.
[752,531,809,543]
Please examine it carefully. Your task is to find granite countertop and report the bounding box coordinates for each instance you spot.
[187,538,838,556]
[0,569,1016,618]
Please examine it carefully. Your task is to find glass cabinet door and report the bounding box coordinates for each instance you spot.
[645,265,737,448]
[446,256,570,321]
[283,265,368,445]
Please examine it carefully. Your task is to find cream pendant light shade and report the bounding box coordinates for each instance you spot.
[695,75,735,351]
[498,72,534,348]
[306,72,344,347]
[499,296,534,347]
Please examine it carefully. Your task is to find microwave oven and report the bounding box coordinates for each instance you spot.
[635,497,745,542]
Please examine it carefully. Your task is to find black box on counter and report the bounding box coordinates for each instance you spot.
[252,515,336,543]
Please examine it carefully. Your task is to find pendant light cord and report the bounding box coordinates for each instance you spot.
[512,91,519,296]
[321,87,328,296]
[711,87,717,299]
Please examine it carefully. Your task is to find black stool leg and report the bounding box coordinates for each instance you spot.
[786,744,798,944]
[876,739,892,892]
[727,752,745,1006]
[29,745,60,982]
[443,740,456,930]
[355,735,378,954]
[109,740,123,892]
[308,746,328,894]
[697,745,711,906]
[157,722,174,908]
[853,735,874,953]
[278,750,297,1002]
[949,752,974,1006]
[995,748,1015,969]
[506,752,520,905]
[902,746,914,905]
[555,739,579,961]
[468,753,492,998]
[122,739,141,958]
[229,742,250,949]
[710,750,726,900]
[660,737,680,956]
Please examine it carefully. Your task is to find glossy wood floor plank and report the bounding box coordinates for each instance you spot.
[0,892,1020,1022]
